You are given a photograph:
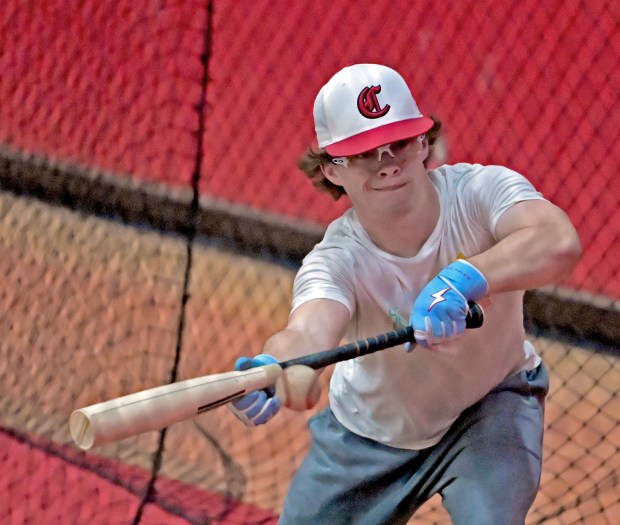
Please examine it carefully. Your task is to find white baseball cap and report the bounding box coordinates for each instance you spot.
[313,64,434,157]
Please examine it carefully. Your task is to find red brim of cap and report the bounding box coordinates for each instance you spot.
[324,117,435,157]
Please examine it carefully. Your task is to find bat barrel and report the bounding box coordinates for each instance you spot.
[70,364,282,449]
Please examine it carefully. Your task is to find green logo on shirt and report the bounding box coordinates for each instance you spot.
[388,307,407,329]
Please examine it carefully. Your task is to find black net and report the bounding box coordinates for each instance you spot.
[0,1,618,523]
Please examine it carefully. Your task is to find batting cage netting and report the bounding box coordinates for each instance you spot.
[0,1,618,524]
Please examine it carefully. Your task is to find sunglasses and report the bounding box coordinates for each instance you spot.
[330,134,426,168]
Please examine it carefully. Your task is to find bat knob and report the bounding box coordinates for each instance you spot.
[70,410,94,450]
[466,301,484,329]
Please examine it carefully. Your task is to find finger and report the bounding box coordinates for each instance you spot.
[253,354,279,366]
[427,316,444,339]
[453,318,466,335]
[231,390,261,411]
[253,396,281,425]
[231,409,253,426]
[414,329,431,349]
[242,390,269,419]
[228,401,254,427]
[234,356,255,371]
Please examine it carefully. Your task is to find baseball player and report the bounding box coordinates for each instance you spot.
[229,64,581,525]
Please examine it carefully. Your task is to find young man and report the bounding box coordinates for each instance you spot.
[229,64,581,525]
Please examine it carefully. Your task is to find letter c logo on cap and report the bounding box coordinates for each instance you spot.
[357,85,390,119]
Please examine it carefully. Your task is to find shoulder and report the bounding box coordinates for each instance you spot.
[431,163,528,185]
[293,211,360,313]
[312,209,366,251]
[432,163,541,200]
[302,209,359,266]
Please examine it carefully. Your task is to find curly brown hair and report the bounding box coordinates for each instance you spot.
[297,116,443,201]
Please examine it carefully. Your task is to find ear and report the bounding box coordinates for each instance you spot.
[320,162,345,187]
[426,134,447,167]
[417,135,429,157]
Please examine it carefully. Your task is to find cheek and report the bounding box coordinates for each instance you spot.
[329,167,369,192]
[406,143,426,161]
[347,172,373,195]
[324,164,354,184]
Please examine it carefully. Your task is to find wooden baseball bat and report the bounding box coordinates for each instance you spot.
[70,365,283,450]
[70,302,483,449]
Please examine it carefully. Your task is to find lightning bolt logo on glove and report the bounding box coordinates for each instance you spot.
[408,260,488,349]
[428,287,451,310]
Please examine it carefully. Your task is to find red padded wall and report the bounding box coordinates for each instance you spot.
[0,0,618,296]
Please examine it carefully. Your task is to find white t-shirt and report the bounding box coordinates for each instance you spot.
[291,163,544,450]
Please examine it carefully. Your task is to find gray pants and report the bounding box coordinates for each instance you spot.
[279,363,549,525]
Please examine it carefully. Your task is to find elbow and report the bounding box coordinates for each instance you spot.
[556,227,582,274]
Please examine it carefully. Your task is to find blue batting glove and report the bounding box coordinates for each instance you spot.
[408,260,488,349]
[228,354,282,426]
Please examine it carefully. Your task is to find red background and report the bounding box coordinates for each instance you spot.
[1,0,618,296]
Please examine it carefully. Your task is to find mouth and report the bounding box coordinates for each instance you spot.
[374,182,407,192]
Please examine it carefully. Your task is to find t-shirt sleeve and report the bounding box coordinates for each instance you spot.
[464,165,545,238]
[291,247,356,317]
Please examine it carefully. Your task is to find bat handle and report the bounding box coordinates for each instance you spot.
[281,301,483,370]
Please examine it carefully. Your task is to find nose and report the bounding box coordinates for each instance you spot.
[377,163,400,177]
[376,145,399,176]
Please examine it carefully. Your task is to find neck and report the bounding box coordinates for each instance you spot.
[356,179,440,258]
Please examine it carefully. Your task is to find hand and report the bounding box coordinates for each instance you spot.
[409,260,488,349]
[228,354,282,426]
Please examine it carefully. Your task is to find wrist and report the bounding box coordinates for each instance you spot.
[442,260,488,300]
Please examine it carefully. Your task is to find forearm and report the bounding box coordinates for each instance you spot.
[228,301,347,426]
[468,222,581,295]
[263,328,326,362]
[261,298,351,365]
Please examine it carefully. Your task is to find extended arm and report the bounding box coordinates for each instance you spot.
[410,199,581,347]
[228,298,350,425]
[263,298,350,364]
[467,199,582,294]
